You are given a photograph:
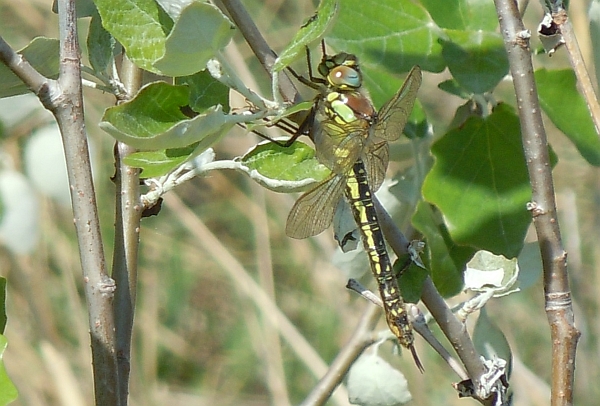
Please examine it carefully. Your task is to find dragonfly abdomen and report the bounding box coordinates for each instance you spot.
[345,160,415,350]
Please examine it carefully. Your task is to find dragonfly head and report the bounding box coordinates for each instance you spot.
[318,52,362,90]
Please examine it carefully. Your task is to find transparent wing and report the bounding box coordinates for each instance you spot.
[362,141,389,192]
[286,173,347,239]
[374,66,422,142]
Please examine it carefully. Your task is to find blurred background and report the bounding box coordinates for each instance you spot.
[1,0,600,405]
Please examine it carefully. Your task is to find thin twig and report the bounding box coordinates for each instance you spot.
[163,192,350,406]
[112,54,143,406]
[554,9,600,137]
[493,1,579,405]
[299,304,380,406]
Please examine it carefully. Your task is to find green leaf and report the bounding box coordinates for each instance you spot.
[0,278,5,334]
[0,37,59,98]
[95,0,173,74]
[0,335,17,405]
[274,0,339,72]
[411,201,474,297]
[326,0,445,108]
[87,11,118,74]
[473,307,513,378]
[438,79,473,99]
[422,104,531,258]
[123,147,195,178]
[441,30,508,94]
[421,0,499,31]
[395,256,428,304]
[154,2,235,76]
[516,242,543,290]
[0,278,16,405]
[100,82,235,150]
[241,141,329,184]
[176,69,230,112]
[535,68,600,166]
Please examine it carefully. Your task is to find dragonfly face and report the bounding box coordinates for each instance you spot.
[318,52,362,90]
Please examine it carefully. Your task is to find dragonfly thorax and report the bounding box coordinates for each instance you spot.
[324,91,375,127]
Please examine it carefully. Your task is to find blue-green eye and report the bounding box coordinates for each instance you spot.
[327,66,361,89]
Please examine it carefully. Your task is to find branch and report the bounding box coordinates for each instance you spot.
[55,1,118,404]
[1,2,120,404]
[215,0,299,103]
[493,1,579,405]
[112,55,143,405]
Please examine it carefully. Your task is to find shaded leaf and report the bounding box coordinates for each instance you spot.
[422,104,531,258]
[0,37,59,98]
[347,352,412,405]
[411,201,473,297]
[535,68,600,166]
[87,11,118,74]
[176,69,230,112]
[421,0,498,31]
[473,308,513,378]
[441,30,508,94]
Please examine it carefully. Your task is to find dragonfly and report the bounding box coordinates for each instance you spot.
[283,46,423,369]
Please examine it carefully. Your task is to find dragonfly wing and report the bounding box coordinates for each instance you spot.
[286,173,347,239]
[374,66,422,142]
[363,141,389,192]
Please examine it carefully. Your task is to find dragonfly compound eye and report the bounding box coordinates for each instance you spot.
[327,65,362,89]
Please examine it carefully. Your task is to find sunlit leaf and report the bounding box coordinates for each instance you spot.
[100,82,235,150]
[155,2,235,76]
[95,0,173,74]
[464,250,519,296]
[0,335,17,405]
[241,141,329,184]
[123,147,195,178]
[274,0,339,72]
